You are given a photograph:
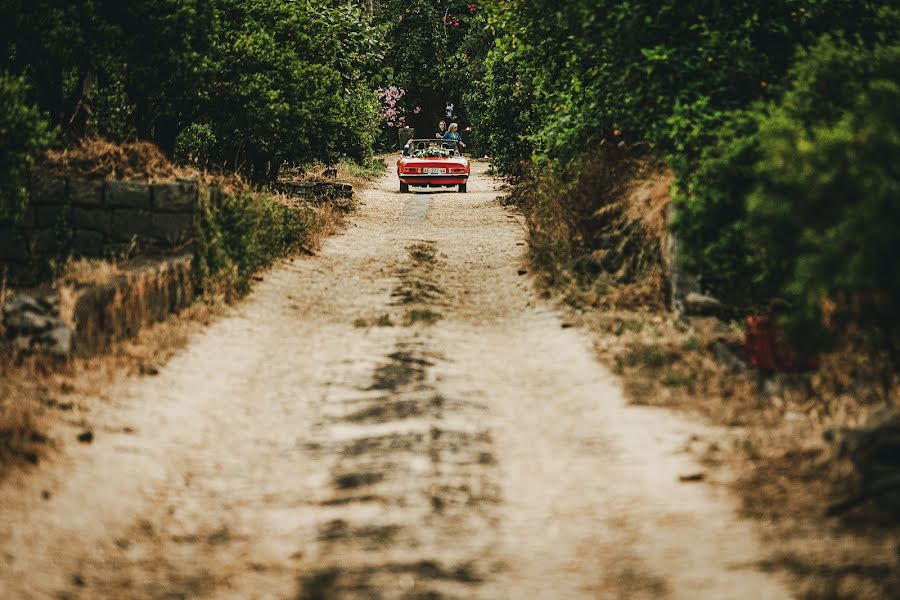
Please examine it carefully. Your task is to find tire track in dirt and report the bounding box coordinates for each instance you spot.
[299,241,500,599]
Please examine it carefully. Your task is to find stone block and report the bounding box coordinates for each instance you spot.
[153,181,199,212]
[150,213,194,246]
[111,209,153,242]
[36,204,70,228]
[20,205,36,229]
[684,292,725,317]
[73,229,105,255]
[68,254,194,357]
[0,225,28,261]
[70,178,104,207]
[32,228,63,255]
[30,177,67,206]
[106,180,152,209]
[72,207,111,234]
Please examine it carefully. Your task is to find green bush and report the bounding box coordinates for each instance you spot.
[195,191,318,298]
[0,73,54,221]
[748,39,900,355]
[175,123,217,169]
[670,108,772,308]
[466,0,895,170]
[674,35,900,323]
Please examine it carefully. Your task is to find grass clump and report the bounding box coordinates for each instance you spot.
[353,314,394,328]
[195,191,332,299]
[509,147,669,310]
[0,368,43,467]
[405,309,442,326]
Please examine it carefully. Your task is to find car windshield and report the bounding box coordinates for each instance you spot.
[408,139,460,158]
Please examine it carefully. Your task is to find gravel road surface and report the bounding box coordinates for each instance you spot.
[0,162,790,599]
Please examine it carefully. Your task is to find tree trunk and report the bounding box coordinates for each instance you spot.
[67,69,96,140]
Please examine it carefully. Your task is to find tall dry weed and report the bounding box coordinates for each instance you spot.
[511,145,668,309]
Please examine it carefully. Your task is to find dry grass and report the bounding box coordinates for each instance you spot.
[306,203,345,250]
[281,157,387,190]
[0,299,221,476]
[38,137,197,182]
[572,305,900,598]
[513,146,669,311]
[59,257,124,286]
[0,359,45,466]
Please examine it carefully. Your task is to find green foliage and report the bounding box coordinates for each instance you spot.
[468,0,900,363]
[194,191,318,298]
[674,35,900,326]
[203,0,381,178]
[0,73,54,221]
[748,38,900,353]
[373,0,481,136]
[468,0,894,167]
[670,108,772,307]
[0,0,384,180]
[175,123,217,168]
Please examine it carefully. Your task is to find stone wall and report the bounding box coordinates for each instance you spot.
[1,177,354,357]
[1,176,353,285]
[0,177,222,284]
[2,254,193,358]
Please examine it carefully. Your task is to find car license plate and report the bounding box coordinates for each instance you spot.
[423,167,446,175]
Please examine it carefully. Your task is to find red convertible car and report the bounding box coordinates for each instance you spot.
[397,139,469,193]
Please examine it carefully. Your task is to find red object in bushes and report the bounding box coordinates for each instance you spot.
[746,316,778,371]
[745,315,820,373]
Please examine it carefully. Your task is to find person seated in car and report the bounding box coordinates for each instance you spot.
[443,123,466,148]
[435,120,447,139]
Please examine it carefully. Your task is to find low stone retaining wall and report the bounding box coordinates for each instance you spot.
[1,175,354,357]
[0,177,214,270]
[1,178,354,281]
[2,254,193,358]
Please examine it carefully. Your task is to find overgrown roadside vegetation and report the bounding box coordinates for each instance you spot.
[464,2,900,598]
[0,151,384,478]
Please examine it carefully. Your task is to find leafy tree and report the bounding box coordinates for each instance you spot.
[0,0,384,182]
[0,73,55,220]
[467,0,895,167]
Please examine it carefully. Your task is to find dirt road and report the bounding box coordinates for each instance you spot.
[0,163,790,599]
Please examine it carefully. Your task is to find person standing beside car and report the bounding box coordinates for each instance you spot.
[443,123,466,148]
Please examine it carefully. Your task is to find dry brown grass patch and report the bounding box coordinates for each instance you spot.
[38,137,197,182]
[0,298,222,478]
[0,358,46,467]
[59,257,124,286]
[516,147,670,311]
[577,306,900,598]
